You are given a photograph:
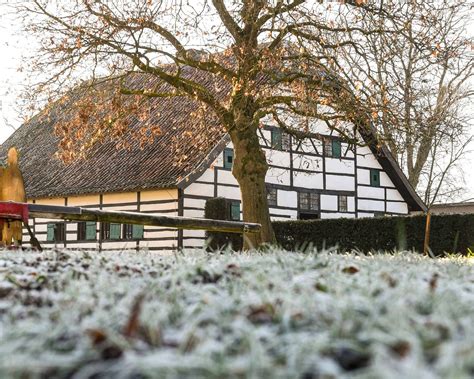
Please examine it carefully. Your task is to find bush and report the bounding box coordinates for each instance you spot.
[273,213,474,256]
[205,198,474,255]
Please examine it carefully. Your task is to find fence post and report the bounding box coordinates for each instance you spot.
[423,211,432,256]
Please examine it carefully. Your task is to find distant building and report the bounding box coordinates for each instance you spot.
[429,201,474,215]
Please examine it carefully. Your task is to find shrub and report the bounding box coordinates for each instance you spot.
[205,198,474,255]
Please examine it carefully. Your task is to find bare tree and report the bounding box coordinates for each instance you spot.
[327,0,474,205]
[17,0,425,248]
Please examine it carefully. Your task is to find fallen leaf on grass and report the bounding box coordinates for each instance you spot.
[342,266,359,274]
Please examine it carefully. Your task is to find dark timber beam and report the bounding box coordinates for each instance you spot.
[27,203,260,234]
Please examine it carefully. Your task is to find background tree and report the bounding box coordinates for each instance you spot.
[325,0,474,206]
[18,0,426,248]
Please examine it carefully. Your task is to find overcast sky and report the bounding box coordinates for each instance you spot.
[1,2,473,202]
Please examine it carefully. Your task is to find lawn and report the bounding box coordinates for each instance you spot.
[0,248,474,378]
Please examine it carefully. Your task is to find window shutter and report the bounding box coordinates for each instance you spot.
[86,222,96,240]
[110,223,121,240]
[230,202,240,221]
[332,140,341,158]
[132,224,144,239]
[47,224,55,241]
[370,169,380,187]
[271,129,282,150]
[223,148,234,170]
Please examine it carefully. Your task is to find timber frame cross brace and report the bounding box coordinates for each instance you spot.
[0,201,261,251]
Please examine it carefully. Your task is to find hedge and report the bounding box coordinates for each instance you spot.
[205,198,474,255]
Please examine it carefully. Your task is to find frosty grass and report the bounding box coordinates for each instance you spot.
[0,248,474,378]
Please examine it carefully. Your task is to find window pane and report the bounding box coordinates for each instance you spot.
[230,202,240,221]
[281,133,291,151]
[47,224,55,241]
[332,140,341,158]
[339,195,348,212]
[132,224,144,239]
[271,129,282,150]
[224,148,234,169]
[310,193,320,210]
[299,192,310,210]
[370,169,380,187]
[324,140,333,157]
[267,187,277,206]
[110,223,121,240]
[123,224,133,240]
[86,222,97,240]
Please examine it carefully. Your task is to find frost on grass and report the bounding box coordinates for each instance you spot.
[0,248,474,378]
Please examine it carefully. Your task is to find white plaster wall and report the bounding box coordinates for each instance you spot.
[325,158,354,174]
[293,154,322,172]
[217,169,238,185]
[386,189,404,202]
[293,171,324,189]
[266,167,291,186]
[358,199,385,212]
[357,146,383,169]
[386,201,408,214]
[321,212,356,219]
[326,175,355,191]
[357,168,371,185]
[321,195,338,211]
[358,185,385,199]
[380,172,395,188]
[278,189,298,208]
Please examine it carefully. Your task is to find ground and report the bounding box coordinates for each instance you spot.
[0,249,473,378]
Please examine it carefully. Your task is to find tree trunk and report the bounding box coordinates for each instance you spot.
[230,128,276,250]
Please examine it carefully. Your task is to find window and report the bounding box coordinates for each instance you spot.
[47,222,65,243]
[299,192,320,211]
[338,195,348,212]
[223,148,234,170]
[77,221,96,241]
[101,223,121,240]
[123,224,134,240]
[370,169,380,187]
[230,202,240,221]
[332,140,341,158]
[267,186,278,207]
[123,224,144,240]
[271,129,291,151]
[324,139,341,158]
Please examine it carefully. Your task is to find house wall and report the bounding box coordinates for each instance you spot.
[181,123,410,249]
[23,189,179,251]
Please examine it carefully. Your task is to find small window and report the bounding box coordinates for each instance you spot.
[223,148,234,170]
[123,224,134,240]
[101,223,121,240]
[324,140,333,157]
[332,140,341,158]
[271,129,282,150]
[230,202,240,221]
[370,169,380,187]
[267,186,278,207]
[338,195,348,212]
[77,221,96,241]
[47,222,65,243]
[299,212,320,220]
[299,192,319,211]
[132,224,144,240]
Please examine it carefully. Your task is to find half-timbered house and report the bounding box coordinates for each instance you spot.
[0,72,426,251]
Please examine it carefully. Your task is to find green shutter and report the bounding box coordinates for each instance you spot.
[47,224,55,241]
[110,223,121,240]
[230,202,240,221]
[86,222,96,240]
[132,224,144,239]
[271,129,282,150]
[370,169,380,187]
[223,148,234,170]
[332,140,341,158]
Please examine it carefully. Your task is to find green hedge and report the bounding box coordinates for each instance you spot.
[273,214,474,256]
[205,198,474,255]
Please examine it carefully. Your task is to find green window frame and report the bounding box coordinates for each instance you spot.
[370,169,381,187]
[271,128,282,150]
[132,224,144,240]
[223,148,234,170]
[47,223,55,242]
[230,202,240,221]
[332,140,341,158]
[85,222,97,240]
[110,223,121,240]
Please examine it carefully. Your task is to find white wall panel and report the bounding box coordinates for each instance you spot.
[358,185,385,199]
[293,154,322,172]
[386,189,404,202]
[218,169,238,185]
[325,158,354,174]
[380,171,395,188]
[266,150,291,167]
[357,168,371,185]
[217,185,241,200]
[186,182,215,197]
[321,212,355,219]
[278,189,298,208]
[321,194,338,211]
[386,201,408,214]
[358,199,385,212]
[293,171,324,189]
[266,167,291,186]
[326,175,355,191]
